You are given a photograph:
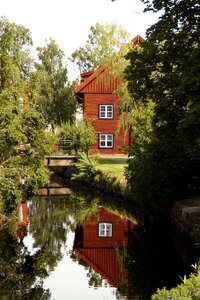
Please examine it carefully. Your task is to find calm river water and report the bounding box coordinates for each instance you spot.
[1,185,199,300]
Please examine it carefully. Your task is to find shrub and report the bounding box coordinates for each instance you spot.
[58,120,96,155]
[72,152,99,181]
[152,263,200,300]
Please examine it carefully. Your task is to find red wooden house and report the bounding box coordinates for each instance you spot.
[74,35,144,155]
[73,207,134,288]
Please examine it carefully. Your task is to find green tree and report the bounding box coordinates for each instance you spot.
[0,94,51,215]
[124,0,200,216]
[71,22,130,73]
[34,38,76,127]
[0,17,51,216]
[58,120,96,155]
[0,16,33,93]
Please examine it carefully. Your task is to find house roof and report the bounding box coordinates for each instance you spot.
[74,65,107,94]
[131,34,145,44]
[74,35,144,96]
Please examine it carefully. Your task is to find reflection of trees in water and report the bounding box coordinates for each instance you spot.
[28,196,75,271]
[0,192,104,300]
[0,228,51,300]
[5,187,194,300]
[28,195,100,271]
[118,226,191,300]
[87,267,103,288]
[71,194,100,224]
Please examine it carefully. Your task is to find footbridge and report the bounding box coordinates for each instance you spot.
[45,155,77,167]
[45,139,85,167]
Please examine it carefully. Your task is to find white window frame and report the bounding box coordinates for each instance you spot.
[99,104,113,119]
[98,222,113,237]
[99,134,113,148]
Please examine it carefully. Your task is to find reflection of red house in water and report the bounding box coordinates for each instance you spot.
[16,201,28,243]
[73,207,134,288]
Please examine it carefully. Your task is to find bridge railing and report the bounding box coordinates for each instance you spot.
[51,139,88,156]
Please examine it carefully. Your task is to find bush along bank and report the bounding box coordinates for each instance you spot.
[69,153,127,196]
[63,153,141,220]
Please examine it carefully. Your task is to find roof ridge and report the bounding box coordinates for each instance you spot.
[74,65,107,94]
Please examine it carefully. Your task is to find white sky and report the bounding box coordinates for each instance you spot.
[1,0,160,81]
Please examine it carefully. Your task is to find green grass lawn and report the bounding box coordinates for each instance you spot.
[96,156,128,178]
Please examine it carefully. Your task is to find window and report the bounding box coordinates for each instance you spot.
[98,222,112,237]
[99,105,113,119]
[99,134,113,148]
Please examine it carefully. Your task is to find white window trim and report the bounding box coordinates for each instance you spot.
[98,222,113,237]
[99,134,114,148]
[99,104,113,119]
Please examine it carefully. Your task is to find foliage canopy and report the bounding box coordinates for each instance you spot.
[124,0,200,215]
[34,38,76,127]
[71,22,130,73]
[0,17,51,215]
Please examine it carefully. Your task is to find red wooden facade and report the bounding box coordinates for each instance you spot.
[74,35,144,155]
[73,207,134,288]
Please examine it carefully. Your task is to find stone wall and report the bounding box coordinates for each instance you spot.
[170,197,200,244]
